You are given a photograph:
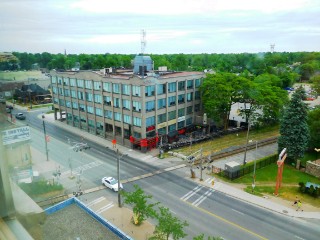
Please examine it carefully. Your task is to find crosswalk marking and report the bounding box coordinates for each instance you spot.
[96,203,114,214]
[180,185,203,201]
[86,196,105,208]
[192,189,215,207]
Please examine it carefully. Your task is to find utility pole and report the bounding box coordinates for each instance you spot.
[117,148,121,208]
[243,121,250,165]
[42,114,49,161]
[200,148,203,181]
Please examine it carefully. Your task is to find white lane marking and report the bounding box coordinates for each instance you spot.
[204,178,213,184]
[192,189,215,207]
[181,185,203,201]
[86,196,105,207]
[96,203,114,214]
[170,210,177,214]
[231,209,245,215]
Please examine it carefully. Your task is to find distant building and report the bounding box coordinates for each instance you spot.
[50,56,205,151]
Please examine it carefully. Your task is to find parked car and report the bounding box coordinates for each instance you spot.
[101,177,123,192]
[15,113,26,120]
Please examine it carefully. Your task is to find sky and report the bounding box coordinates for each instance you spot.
[1,0,320,54]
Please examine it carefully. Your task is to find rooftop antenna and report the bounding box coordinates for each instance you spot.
[270,44,275,53]
[141,29,146,55]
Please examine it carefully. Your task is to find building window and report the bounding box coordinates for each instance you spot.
[95,108,103,116]
[187,106,193,114]
[157,113,167,124]
[88,119,95,128]
[146,100,155,112]
[51,76,57,83]
[77,79,84,88]
[113,97,120,108]
[133,131,141,138]
[72,102,78,109]
[132,85,141,96]
[64,88,70,96]
[58,77,63,85]
[63,78,69,86]
[113,83,120,94]
[195,79,201,87]
[85,80,92,89]
[86,92,93,102]
[70,78,76,87]
[178,81,185,91]
[133,117,141,127]
[115,126,122,135]
[122,84,131,95]
[178,120,185,129]
[79,104,86,112]
[94,94,102,104]
[106,123,113,133]
[67,113,72,121]
[168,110,176,120]
[158,127,166,135]
[122,99,131,110]
[71,90,77,98]
[187,80,194,89]
[168,123,176,132]
[145,85,155,97]
[123,114,131,124]
[96,122,103,131]
[103,82,111,92]
[157,98,166,109]
[66,101,71,108]
[93,81,101,90]
[186,117,192,125]
[54,97,58,104]
[157,84,166,95]
[87,106,94,114]
[195,91,200,100]
[58,87,64,96]
[52,86,57,94]
[133,101,141,112]
[78,91,84,100]
[168,82,176,93]
[178,94,185,104]
[114,112,121,121]
[168,96,176,106]
[104,96,111,105]
[105,110,112,119]
[195,104,200,112]
[146,116,155,131]
[178,108,185,117]
[59,99,65,106]
[187,92,193,102]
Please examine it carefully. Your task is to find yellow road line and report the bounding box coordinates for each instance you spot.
[184,201,268,240]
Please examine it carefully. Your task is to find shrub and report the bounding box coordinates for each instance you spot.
[19,180,63,196]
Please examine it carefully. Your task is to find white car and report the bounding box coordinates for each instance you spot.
[101,177,123,192]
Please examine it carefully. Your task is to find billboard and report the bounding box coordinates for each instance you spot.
[2,126,30,145]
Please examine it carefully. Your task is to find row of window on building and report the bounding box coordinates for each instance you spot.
[52,76,202,96]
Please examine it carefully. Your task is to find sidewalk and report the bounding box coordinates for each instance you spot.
[31,110,320,220]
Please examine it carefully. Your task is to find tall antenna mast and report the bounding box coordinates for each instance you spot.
[270,43,275,53]
[141,29,146,55]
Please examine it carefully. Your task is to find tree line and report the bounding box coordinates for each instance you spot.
[1,51,320,81]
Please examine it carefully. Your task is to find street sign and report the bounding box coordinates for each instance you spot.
[2,126,30,145]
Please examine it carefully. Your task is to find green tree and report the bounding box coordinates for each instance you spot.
[311,75,320,95]
[307,108,320,149]
[201,73,242,130]
[278,87,310,163]
[150,206,188,240]
[121,185,158,225]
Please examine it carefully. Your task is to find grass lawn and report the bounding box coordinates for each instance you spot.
[222,163,320,207]
[0,70,44,81]
[175,125,280,157]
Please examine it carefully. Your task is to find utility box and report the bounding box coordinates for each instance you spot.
[224,161,241,179]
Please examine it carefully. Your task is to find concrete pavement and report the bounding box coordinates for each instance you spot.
[10,103,320,221]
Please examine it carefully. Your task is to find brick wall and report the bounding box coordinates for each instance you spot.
[305,160,320,178]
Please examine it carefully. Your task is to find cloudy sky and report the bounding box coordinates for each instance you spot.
[1,0,320,54]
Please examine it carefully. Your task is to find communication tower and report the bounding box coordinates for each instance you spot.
[270,44,275,53]
[141,29,146,55]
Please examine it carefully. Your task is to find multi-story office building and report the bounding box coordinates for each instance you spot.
[50,56,205,151]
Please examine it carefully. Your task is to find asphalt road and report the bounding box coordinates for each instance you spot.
[13,108,320,240]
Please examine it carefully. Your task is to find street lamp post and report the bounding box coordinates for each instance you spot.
[251,140,258,192]
[243,121,251,165]
[42,114,49,161]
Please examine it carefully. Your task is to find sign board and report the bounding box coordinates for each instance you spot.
[2,126,30,145]
[178,116,185,122]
